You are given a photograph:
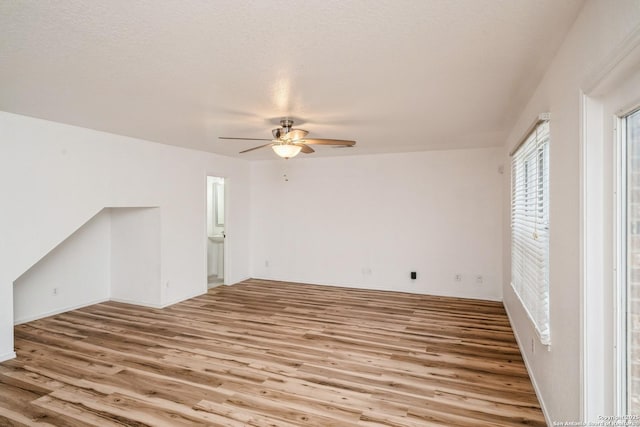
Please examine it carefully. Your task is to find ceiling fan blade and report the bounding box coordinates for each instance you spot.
[302,138,356,146]
[284,129,309,140]
[298,144,315,154]
[219,137,273,141]
[239,143,273,154]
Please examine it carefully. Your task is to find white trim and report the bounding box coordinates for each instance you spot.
[582,92,627,419]
[581,96,640,420]
[510,281,551,347]
[109,297,164,309]
[12,281,251,328]
[223,177,230,287]
[13,297,110,325]
[203,174,209,293]
[160,290,208,308]
[614,114,625,416]
[579,91,587,421]
[251,276,503,301]
[504,302,552,427]
[581,94,607,419]
[581,44,640,416]
[615,108,640,415]
[112,292,215,309]
[227,277,251,286]
[0,351,17,363]
[204,173,230,292]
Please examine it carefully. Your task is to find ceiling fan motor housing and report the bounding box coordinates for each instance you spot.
[273,119,295,139]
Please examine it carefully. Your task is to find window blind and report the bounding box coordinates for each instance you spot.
[511,119,550,345]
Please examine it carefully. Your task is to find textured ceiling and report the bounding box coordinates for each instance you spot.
[0,0,584,159]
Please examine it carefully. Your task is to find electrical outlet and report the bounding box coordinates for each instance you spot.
[475,275,483,284]
[454,274,462,282]
[52,288,58,296]
[165,281,170,288]
[265,260,270,267]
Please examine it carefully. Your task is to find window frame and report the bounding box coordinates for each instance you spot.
[619,106,640,415]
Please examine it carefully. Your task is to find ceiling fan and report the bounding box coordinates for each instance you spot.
[219,119,356,159]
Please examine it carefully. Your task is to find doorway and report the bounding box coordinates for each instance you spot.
[581,46,640,418]
[206,176,225,288]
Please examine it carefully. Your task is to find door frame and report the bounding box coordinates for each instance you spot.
[204,174,229,289]
[580,29,640,419]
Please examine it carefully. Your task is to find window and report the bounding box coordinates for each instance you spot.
[511,119,550,345]
[623,107,640,414]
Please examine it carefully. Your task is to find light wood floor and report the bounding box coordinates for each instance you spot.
[0,279,545,426]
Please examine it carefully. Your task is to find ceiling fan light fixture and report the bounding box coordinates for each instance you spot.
[272,143,302,159]
[219,118,356,157]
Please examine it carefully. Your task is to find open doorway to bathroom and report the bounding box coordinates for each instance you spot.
[207,176,225,288]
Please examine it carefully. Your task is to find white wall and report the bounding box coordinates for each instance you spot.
[0,111,251,361]
[13,209,111,324]
[251,147,503,300]
[110,207,161,306]
[500,1,640,422]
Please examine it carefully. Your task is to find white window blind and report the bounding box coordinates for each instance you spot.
[511,119,550,345]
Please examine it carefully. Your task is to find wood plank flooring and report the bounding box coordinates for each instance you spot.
[0,279,545,426]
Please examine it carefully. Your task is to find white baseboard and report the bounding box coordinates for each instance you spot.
[13,297,110,325]
[250,276,503,301]
[11,285,251,326]
[161,289,210,308]
[109,297,163,309]
[0,351,17,363]
[503,302,552,426]
[226,276,251,286]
